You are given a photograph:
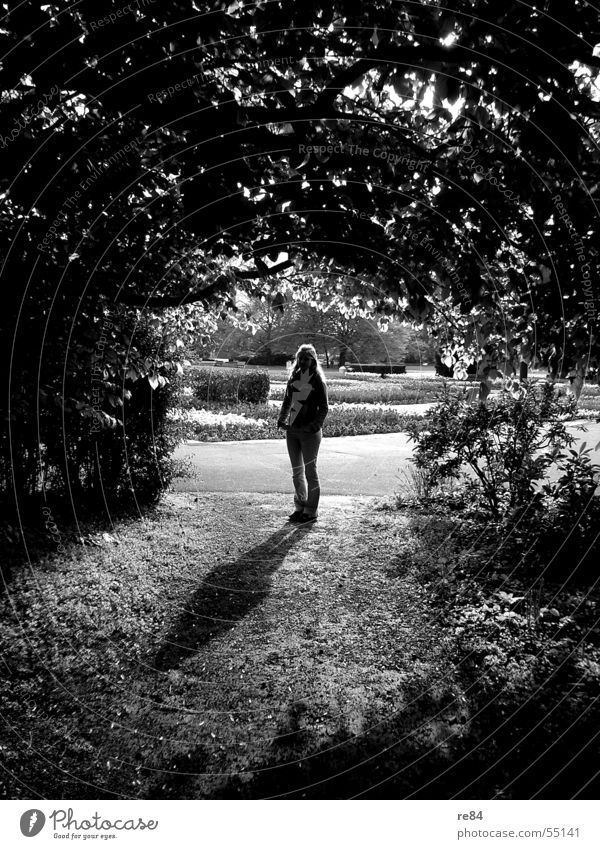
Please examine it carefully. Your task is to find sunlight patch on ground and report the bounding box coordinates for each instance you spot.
[168,408,269,427]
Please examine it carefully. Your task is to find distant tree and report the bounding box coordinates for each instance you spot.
[202,292,411,367]
[403,327,438,365]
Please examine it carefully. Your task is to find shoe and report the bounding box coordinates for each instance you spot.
[298,514,317,524]
[288,511,304,523]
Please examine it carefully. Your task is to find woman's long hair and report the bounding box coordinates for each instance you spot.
[289,343,327,383]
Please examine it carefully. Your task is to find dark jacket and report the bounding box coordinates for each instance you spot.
[277,369,329,432]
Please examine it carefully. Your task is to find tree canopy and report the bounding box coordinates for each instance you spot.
[3,3,599,357]
[2,1,600,500]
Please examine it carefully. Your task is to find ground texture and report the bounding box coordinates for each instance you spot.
[1,493,470,800]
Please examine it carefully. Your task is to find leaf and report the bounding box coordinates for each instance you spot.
[102,533,120,545]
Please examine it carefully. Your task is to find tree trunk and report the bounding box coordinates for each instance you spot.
[570,368,584,401]
[338,345,348,367]
[476,362,493,403]
[477,377,492,403]
[518,338,532,383]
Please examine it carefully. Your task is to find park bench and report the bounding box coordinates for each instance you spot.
[345,362,407,376]
[191,359,244,368]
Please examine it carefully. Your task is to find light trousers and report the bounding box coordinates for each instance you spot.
[285,427,322,517]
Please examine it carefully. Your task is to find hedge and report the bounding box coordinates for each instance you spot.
[1,309,186,511]
[191,367,270,404]
[177,402,425,441]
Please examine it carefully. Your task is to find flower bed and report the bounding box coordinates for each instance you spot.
[269,379,455,404]
[170,402,425,441]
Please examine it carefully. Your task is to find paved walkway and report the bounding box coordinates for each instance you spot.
[172,420,600,497]
[173,432,415,495]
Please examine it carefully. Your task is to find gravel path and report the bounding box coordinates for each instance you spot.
[126,493,453,799]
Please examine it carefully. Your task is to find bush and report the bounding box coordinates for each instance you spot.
[94,372,187,504]
[449,581,600,797]
[172,401,425,441]
[395,503,600,797]
[323,405,424,437]
[0,309,189,513]
[542,444,600,529]
[191,367,269,404]
[407,382,578,516]
[246,353,292,366]
[42,314,188,507]
[269,379,451,405]
[534,444,600,576]
[345,363,407,375]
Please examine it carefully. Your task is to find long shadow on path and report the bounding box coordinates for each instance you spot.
[155,523,315,671]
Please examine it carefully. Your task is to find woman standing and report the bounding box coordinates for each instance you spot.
[277,344,329,523]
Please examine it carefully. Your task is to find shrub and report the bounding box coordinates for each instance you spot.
[535,444,600,575]
[191,367,269,404]
[95,371,187,504]
[393,466,469,509]
[542,444,600,528]
[269,380,451,405]
[246,352,292,366]
[579,383,600,413]
[319,405,424,437]
[1,294,203,516]
[407,382,578,516]
[5,310,189,511]
[45,317,188,507]
[173,401,425,441]
[398,502,600,796]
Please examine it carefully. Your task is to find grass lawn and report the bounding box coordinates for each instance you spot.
[2,492,598,799]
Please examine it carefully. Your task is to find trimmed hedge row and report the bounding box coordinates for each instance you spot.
[179,402,425,441]
[269,381,451,404]
[190,367,270,404]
